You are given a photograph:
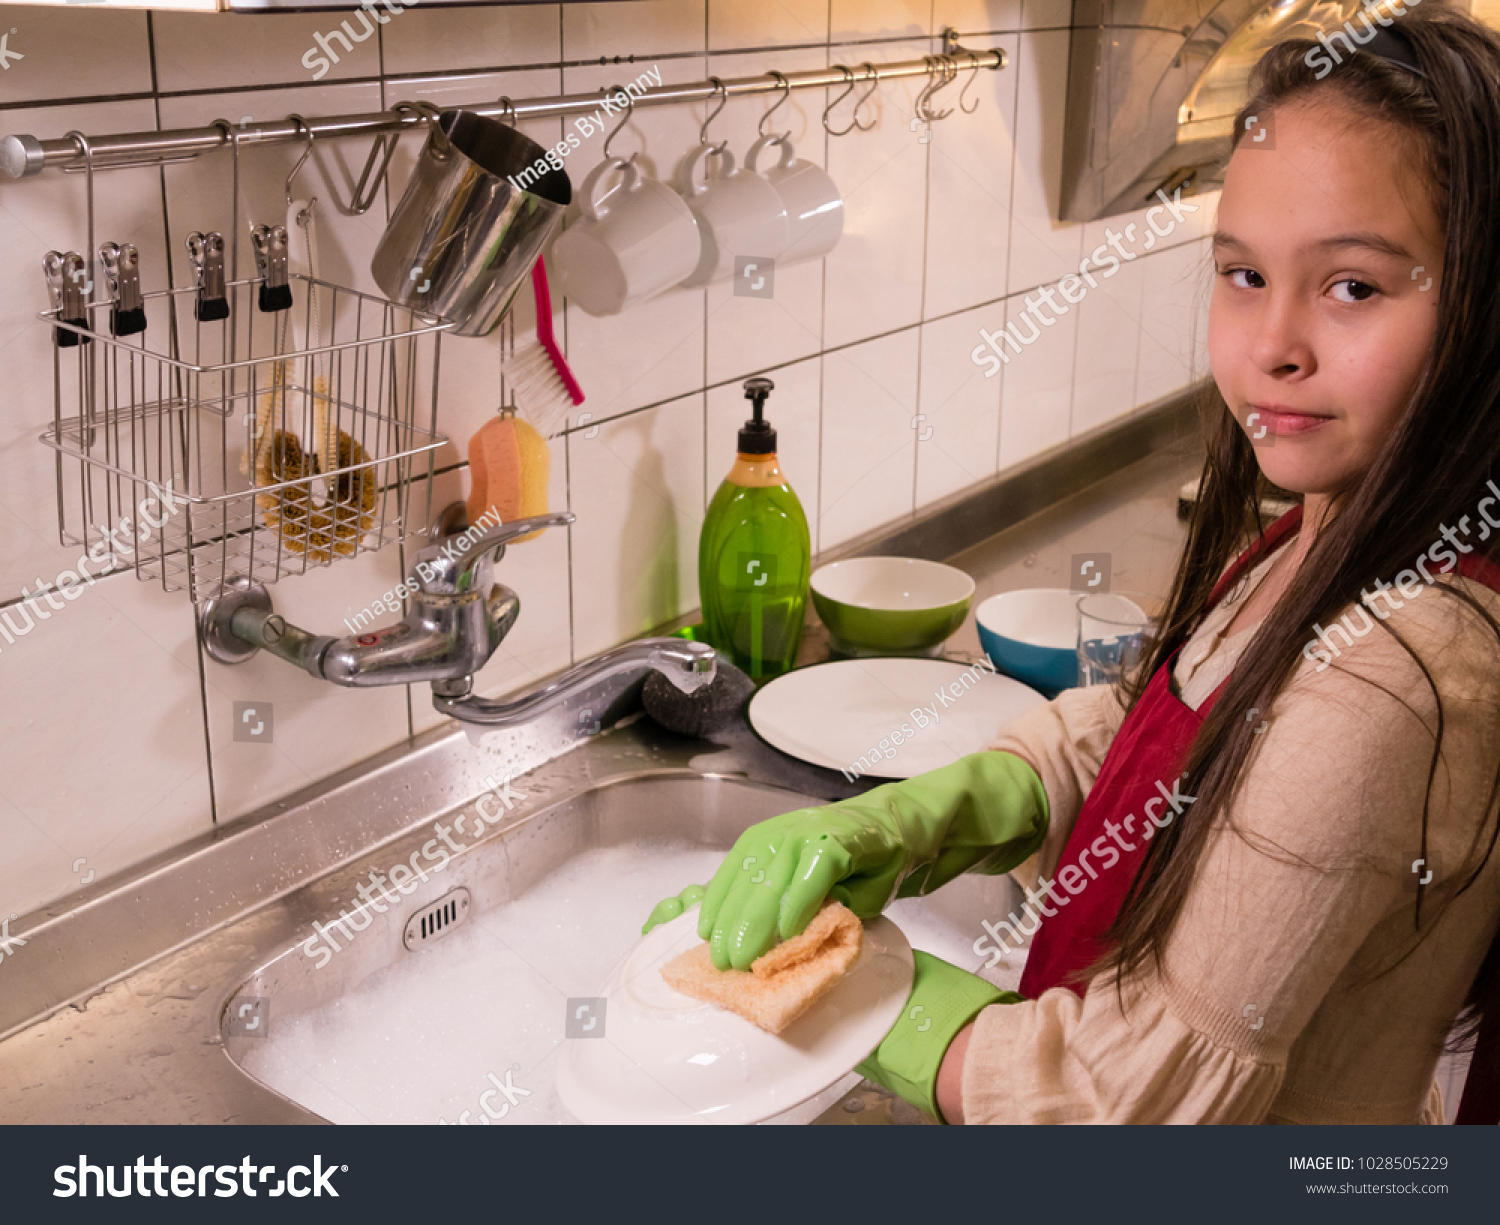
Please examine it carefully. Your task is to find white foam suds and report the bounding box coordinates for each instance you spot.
[239,840,1022,1124]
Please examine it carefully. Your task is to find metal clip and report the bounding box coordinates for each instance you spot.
[99,241,146,336]
[250,223,292,313]
[186,230,229,322]
[43,249,91,348]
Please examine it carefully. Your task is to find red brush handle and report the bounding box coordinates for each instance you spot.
[531,259,585,406]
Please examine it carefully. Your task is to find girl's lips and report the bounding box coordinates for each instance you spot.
[1245,406,1334,437]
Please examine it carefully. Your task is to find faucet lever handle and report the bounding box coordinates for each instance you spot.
[473,511,576,551]
[413,509,577,595]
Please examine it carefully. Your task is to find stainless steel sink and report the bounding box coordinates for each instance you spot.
[0,668,1028,1125]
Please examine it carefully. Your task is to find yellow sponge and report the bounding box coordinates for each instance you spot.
[466,412,550,543]
[660,902,864,1034]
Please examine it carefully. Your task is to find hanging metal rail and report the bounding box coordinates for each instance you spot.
[0,48,1005,180]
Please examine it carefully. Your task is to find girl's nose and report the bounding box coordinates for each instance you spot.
[1247,294,1315,378]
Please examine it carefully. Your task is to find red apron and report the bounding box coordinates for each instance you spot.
[1017,504,1500,1124]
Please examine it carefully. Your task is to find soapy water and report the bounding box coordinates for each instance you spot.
[239,840,1027,1124]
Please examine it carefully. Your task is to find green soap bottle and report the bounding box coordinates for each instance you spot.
[699,377,810,682]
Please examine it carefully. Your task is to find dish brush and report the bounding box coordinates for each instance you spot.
[505,259,584,440]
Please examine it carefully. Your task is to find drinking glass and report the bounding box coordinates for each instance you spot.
[1077,592,1156,687]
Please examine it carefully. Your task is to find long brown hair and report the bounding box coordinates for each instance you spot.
[1096,3,1500,1076]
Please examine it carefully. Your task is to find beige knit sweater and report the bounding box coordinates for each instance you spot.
[963,546,1500,1124]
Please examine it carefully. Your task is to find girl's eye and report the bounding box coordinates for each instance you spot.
[1217,267,1263,290]
[1329,278,1377,303]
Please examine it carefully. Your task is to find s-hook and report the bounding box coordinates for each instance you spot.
[601,84,636,164]
[285,114,317,226]
[700,76,729,154]
[850,63,880,131]
[822,65,860,136]
[958,51,983,113]
[327,101,415,216]
[759,71,792,141]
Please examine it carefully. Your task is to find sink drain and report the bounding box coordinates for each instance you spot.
[403,887,471,951]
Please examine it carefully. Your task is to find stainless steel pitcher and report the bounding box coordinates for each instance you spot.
[372,106,572,338]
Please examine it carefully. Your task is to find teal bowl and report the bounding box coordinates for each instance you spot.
[975,589,1082,697]
[811,558,975,657]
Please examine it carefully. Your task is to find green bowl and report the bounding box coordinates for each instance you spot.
[810,557,975,657]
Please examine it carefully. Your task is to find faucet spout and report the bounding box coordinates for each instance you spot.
[434,638,716,728]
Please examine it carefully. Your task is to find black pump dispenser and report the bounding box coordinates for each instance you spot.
[738,376,777,455]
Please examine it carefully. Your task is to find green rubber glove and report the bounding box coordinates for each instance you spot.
[643,750,1048,970]
[856,950,1023,1122]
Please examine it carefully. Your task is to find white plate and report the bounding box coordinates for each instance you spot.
[747,657,1047,779]
[556,906,914,1125]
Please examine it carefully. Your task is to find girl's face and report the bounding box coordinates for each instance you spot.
[1209,97,1444,497]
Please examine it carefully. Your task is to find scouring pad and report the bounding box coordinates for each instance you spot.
[642,657,756,738]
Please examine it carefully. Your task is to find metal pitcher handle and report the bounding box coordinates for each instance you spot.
[391,99,453,161]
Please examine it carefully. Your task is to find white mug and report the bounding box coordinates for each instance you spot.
[745,134,844,265]
[676,142,789,289]
[551,156,701,316]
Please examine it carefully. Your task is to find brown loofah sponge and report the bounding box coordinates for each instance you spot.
[660,901,863,1035]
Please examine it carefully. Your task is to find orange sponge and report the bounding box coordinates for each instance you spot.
[466,412,551,543]
[660,902,864,1034]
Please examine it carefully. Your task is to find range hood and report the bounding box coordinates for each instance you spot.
[1061,0,1415,221]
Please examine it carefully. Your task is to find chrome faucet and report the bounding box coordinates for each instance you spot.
[197,510,717,726]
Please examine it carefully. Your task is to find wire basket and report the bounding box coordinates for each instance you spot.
[40,273,451,602]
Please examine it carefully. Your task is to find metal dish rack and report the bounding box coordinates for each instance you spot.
[41,269,450,604]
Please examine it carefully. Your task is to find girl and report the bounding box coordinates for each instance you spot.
[645,4,1500,1124]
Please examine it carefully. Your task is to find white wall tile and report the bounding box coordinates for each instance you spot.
[917,306,1001,508]
[564,0,706,60]
[1021,0,1073,28]
[830,0,929,42]
[709,0,827,49]
[153,12,370,92]
[922,33,1017,320]
[0,574,210,915]
[1072,253,1145,436]
[203,549,411,824]
[1135,240,1212,407]
[1006,29,1078,294]
[567,393,706,659]
[933,0,1023,32]
[818,329,919,551]
[382,4,561,77]
[997,286,1074,470]
[0,7,151,101]
[822,38,931,350]
[703,44,829,385]
[556,59,707,424]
